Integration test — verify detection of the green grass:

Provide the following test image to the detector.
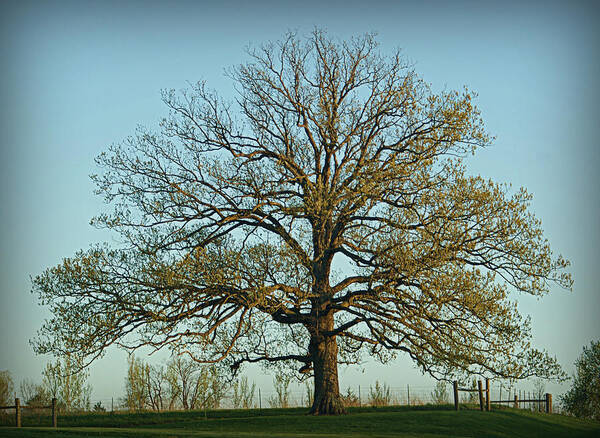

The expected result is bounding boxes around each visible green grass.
[1,405,598,437]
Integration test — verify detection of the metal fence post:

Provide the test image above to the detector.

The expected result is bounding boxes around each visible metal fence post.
[453,381,459,411]
[15,398,21,428]
[52,398,57,427]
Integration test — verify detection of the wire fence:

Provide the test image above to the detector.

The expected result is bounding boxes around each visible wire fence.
[80,383,560,413]
[2,382,561,419]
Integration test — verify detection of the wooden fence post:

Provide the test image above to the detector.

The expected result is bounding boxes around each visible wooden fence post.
[477,380,484,411]
[15,398,21,428]
[545,393,552,414]
[52,398,57,427]
[485,379,490,411]
[514,394,519,409]
[453,381,459,411]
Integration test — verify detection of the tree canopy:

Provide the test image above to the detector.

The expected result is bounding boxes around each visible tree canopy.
[32,30,572,415]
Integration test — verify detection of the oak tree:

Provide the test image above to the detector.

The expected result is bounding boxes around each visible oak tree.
[32,31,571,415]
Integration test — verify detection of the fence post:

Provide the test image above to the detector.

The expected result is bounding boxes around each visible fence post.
[477,380,484,411]
[406,384,410,406]
[15,398,21,428]
[545,393,552,414]
[453,381,459,411]
[485,379,490,411]
[514,394,519,409]
[52,398,57,427]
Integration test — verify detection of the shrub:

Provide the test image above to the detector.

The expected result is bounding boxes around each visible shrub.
[561,340,600,421]
[431,381,449,404]
[368,381,392,407]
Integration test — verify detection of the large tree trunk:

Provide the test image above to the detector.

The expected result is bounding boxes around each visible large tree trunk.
[308,313,346,415]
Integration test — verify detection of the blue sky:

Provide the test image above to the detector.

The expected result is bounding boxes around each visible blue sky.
[1,0,598,403]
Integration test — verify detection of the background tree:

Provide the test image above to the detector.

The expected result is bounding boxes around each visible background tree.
[368,381,392,407]
[533,379,546,412]
[268,374,292,408]
[19,378,50,408]
[32,30,572,415]
[304,381,315,408]
[166,355,226,410]
[145,363,168,412]
[466,378,479,404]
[232,375,256,409]
[0,370,14,407]
[431,380,449,405]
[123,354,149,411]
[42,356,91,412]
[93,401,106,412]
[340,386,358,408]
[561,340,600,421]
[165,355,200,410]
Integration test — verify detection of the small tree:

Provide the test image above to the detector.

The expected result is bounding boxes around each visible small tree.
[164,364,181,410]
[467,378,479,404]
[19,378,50,407]
[207,366,226,409]
[166,355,196,410]
[533,379,546,412]
[166,356,226,410]
[93,401,106,412]
[123,354,149,411]
[232,376,256,409]
[368,381,392,407]
[145,363,170,412]
[0,370,14,406]
[269,374,292,408]
[42,356,91,412]
[304,381,315,408]
[340,386,359,407]
[431,381,449,405]
[561,340,600,421]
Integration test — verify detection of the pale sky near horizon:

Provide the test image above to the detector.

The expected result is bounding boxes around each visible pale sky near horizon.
[1,0,598,404]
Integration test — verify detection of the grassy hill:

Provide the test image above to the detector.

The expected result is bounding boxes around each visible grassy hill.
[1,405,598,437]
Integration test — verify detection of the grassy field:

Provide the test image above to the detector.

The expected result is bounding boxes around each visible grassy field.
[1,405,598,437]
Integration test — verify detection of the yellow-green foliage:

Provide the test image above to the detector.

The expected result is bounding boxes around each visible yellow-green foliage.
[32,31,571,415]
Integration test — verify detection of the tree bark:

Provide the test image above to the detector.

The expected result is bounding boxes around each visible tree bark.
[308,312,346,415]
